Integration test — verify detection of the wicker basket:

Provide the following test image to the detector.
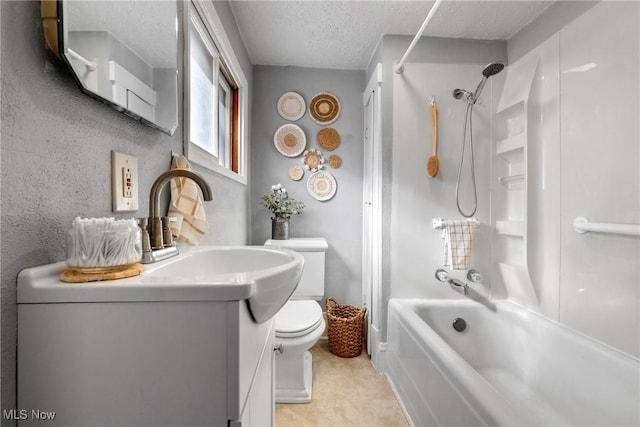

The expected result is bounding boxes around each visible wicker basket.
[325,297,366,358]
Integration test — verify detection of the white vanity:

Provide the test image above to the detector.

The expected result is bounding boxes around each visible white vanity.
[17,246,303,426]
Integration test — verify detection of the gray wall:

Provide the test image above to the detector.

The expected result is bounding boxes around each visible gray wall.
[250,65,365,308]
[0,1,251,419]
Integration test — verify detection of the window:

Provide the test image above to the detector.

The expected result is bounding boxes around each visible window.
[185,1,247,183]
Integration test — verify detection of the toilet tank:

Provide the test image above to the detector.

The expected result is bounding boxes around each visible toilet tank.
[264,238,327,300]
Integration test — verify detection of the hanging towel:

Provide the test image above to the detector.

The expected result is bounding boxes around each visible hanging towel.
[167,154,210,245]
[443,220,475,270]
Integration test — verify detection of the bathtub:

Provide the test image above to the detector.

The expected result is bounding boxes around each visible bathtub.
[386,299,639,427]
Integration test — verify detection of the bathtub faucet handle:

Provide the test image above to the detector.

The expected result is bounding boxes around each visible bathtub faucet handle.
[467,269,482,283]
[435,269,450,282]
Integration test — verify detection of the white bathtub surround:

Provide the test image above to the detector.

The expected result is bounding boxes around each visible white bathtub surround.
[491,46,552,312]
[557,1,639,357]
[387,299,639,427]
[391,63,494,300]
[390,1,639,358]
[494,1,639,355]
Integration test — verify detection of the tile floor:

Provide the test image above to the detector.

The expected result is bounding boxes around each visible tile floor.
[275,340,410,427]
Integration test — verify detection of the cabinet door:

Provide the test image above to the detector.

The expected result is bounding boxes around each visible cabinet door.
[249,329,275,426]
[235,324,275,427]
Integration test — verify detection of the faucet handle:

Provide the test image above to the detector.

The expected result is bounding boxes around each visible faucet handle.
[149,217,164,249]
[137,217,152,262]
[466,269,482,283]
[435,268,450,282]
[161,217,176,247]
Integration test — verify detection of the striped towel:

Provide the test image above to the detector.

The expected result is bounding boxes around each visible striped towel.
[443,220,475,270]
[167,154,210,245]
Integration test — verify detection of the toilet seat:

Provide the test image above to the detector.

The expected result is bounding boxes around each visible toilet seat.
[275,300,323,338]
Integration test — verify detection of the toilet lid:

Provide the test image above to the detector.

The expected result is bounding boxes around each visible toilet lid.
[275,300,323,338]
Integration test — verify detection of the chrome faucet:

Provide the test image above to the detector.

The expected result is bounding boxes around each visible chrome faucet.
[140,168,213,263]
[435,268,470,295]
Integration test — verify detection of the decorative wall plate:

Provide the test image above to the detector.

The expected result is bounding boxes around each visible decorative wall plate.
[317,128,341,151]
[288,166,304,181]
[328,154,342,168]
[307,171,337,201]
[309,92,340,124]
[302,149,324,172]
[274,124,306,157]
[277,92,306,121]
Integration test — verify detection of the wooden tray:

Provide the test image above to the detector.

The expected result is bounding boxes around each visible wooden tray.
[60,263,144,283]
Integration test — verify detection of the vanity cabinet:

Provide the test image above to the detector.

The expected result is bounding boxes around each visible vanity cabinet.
[17,265,275,426]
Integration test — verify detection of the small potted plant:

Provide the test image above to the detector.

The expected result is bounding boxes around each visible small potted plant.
[260,184,305,240]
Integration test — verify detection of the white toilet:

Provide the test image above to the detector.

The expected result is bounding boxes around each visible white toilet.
[264,237,328,403]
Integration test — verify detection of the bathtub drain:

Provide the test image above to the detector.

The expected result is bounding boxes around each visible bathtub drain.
[452,318,467,332]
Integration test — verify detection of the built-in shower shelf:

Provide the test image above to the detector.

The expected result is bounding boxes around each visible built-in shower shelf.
[497,262,526,275]
[496,132,525,162]
[496,99,525,116]
[496,220,524,237]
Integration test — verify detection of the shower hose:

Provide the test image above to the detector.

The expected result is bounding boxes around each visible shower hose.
[456,101,477,218]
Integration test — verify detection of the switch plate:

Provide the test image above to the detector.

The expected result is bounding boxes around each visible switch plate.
[111,151,139,212]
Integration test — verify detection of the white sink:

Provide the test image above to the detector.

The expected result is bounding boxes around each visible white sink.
[144,246,304,322]
[17,246,304,323]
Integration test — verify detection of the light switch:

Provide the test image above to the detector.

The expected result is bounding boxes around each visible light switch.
[111,151,139,212]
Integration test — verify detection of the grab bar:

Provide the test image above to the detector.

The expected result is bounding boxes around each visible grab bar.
[573,216,640,237]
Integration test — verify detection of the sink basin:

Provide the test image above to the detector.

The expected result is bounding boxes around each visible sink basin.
[17,246,304,324]
[143,246,304,322]
[145,246,297,277]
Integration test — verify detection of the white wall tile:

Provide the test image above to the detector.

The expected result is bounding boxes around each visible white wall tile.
[559,1,639,357]
[390,63,494,300]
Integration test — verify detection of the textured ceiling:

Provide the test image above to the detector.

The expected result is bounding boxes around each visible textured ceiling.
[229,1,555,69]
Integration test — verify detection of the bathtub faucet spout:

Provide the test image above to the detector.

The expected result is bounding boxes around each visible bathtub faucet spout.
[435,268,469,295]
[449,278,469,295]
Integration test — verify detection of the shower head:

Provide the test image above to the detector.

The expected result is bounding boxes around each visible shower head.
[470,61,505,104]
[452,61,505,104]
[482,62,505,78]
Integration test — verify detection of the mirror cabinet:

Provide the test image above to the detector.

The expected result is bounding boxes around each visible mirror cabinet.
[42,0,179,135]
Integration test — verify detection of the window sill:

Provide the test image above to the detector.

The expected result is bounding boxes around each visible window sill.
[186,143,247,185]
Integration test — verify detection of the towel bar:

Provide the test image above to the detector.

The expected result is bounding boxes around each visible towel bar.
[432,218,478,230]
